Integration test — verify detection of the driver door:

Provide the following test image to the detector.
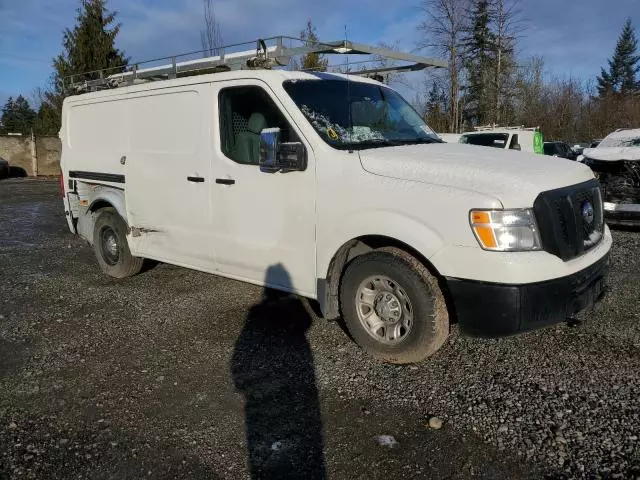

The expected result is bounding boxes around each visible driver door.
[210,81,317,296]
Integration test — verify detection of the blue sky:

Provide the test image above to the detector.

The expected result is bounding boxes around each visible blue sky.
[1,0,639,108]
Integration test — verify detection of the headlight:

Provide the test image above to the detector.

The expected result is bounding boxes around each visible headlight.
[470,209,542,252]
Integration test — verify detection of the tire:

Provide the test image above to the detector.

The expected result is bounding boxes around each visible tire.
[92,208,144,279]
[340,247,449,364]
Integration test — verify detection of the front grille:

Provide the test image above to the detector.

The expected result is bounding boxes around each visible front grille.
[533,179,604,261]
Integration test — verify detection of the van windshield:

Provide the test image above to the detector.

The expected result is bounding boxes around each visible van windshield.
[282,79,441,150]
[599,134,640,148]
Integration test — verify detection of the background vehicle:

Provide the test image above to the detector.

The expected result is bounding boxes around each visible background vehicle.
[572,143,590,157]
[459,126,544,154]
[582,128,640,226]
[59,37,611,364]
[544,141,576,160]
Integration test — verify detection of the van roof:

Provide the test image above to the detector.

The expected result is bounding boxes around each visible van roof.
[62,69,383,104]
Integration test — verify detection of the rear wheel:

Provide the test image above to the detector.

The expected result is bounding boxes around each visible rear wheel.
[93,208,143,278]
[340,247,449,364]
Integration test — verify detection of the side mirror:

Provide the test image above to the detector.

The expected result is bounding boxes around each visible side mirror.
[259,128,306,172]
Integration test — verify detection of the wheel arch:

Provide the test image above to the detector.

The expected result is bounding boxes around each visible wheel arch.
[76,187,128,244]
[318,234,449,321]
[88,187,127,222]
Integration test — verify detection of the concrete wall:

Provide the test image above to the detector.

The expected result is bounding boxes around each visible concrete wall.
[0,134,61,177]
[35,137,62,176]
[0,135,35,176]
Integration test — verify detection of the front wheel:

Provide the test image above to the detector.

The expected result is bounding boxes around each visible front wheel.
[340,247,449,364]
[93,208,144,279]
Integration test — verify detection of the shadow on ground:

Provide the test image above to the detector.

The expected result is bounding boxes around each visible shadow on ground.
[8,166,28,178]
[231,263,326,479]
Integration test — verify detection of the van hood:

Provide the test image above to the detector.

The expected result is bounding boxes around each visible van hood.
[358,143,595,207]
[583,146,640,162]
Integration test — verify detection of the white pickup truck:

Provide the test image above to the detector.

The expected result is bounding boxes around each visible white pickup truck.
[60,59,611,364]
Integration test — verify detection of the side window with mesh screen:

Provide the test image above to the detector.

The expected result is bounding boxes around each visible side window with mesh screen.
[509,134,520,150]
[218,86,298,165]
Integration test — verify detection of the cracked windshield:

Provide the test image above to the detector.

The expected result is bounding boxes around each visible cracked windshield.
[283,78,441,150]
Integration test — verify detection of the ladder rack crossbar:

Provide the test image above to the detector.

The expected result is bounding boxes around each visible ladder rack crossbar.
[473,125,539,132]
[64,36,446,93]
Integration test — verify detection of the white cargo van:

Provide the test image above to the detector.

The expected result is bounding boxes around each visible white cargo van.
[460,126,544,154]
[60,39,611,363]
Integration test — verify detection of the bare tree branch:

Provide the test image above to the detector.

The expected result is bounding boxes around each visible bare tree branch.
[417,0,468,132]
[200,0,223,57]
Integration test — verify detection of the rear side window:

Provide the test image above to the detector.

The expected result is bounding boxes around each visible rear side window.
[460,133,509,148]
[218,86,298,165]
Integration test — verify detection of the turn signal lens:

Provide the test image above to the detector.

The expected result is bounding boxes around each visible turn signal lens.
[471,211,490,224]
[470,209,542,252]
[474,225,497,249]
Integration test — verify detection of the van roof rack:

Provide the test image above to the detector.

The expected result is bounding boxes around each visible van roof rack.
[472,125,539,132]
[64,36,447,93]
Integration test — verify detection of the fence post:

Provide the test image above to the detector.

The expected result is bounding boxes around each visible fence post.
[30,130,38,177]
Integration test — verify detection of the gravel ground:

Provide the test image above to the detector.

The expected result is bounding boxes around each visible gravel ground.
[0,178,639,479]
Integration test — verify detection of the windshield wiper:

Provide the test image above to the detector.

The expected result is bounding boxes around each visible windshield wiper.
[395,137,442,145]
[345,139,403,150]
[340,137,442,151]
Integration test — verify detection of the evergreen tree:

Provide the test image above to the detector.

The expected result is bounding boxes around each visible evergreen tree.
[597,18,640,95]
[1,95,36,134]
[43,0,128,131]
[425,82,449,132]
[462,0,496,125]
[299,20,328,72]
[35,103,60,136]
[0,97,13,132]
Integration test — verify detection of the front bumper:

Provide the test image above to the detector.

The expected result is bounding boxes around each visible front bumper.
[603,202,640,227]
[445,254,610,337]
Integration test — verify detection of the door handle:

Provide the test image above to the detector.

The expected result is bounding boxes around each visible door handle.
[215,178,235,185]
[187,176,205,183]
